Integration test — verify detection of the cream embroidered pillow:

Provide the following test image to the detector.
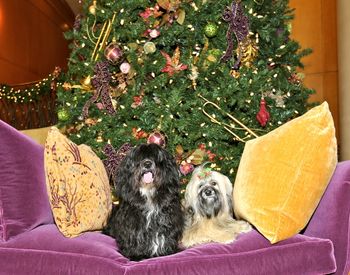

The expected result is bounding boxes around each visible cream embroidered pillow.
[233,102,337,243]
[44,127,112,237]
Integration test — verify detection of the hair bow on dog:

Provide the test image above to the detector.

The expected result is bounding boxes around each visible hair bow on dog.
[197,167,212,180]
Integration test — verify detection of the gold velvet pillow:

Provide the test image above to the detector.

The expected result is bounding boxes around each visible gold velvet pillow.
[44,127,112,237]
[233,102,337,243]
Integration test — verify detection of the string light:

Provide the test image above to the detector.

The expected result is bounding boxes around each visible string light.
[0,74,59,103]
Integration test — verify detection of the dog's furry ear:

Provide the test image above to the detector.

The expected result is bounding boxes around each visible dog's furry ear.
[221,174,234,217]
[157,149,180,194]
[183,206,195,227]
[113,150,135,199]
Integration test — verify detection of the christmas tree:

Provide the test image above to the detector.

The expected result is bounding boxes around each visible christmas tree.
[57,0,313,188]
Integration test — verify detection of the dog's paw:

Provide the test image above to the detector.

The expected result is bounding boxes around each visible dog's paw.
[237,220,253,233]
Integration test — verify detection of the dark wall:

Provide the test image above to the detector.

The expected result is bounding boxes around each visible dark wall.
[0,0,74,84]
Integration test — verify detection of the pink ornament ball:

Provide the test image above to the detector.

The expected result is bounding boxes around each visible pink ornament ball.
[104,43,123,64]
[120,62,131,74]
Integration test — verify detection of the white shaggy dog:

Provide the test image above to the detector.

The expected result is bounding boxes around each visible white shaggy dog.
[181,165,251,248]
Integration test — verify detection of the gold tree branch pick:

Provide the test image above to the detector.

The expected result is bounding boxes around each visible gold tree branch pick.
[91,11,117,61]
[198,94,259,142]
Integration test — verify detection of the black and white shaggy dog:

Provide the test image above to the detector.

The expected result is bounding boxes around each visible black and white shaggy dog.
[181,165,251,248]
[103,143,184,260]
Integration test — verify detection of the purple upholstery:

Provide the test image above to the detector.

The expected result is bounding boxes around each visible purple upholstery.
[0,120,53,241]
[0,224,335,275]
[305,161,350,275]
[0,120,348,274]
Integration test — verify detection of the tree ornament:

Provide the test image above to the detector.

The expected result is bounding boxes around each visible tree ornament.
[204,22,218,38]
[104,42,123,64]
[73,14,82,31]
[256,98,270,127]
[180,162,194,176]
[132,128,148,140]
[199,94,259,142]
[147,131,166,148]
[88,0,97,15]
[221,0,250,70]
[79,75,93,92]
[143,41,157,54]
[239,37,258,67]
[131,95,143,108]
[96,134,104,143]
[288,73,303,85]
[120,62,131,74]
[82,61,115,119]
[57,109,70,121]
[160,47,188,76]
[144,28,161,39]
[230,69,240,78]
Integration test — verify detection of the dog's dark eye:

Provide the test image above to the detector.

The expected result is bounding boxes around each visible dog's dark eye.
[211,181,217,186]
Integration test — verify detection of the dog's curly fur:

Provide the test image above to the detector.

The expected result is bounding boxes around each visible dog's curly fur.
[181,165,251,248]
[103,143,184,260]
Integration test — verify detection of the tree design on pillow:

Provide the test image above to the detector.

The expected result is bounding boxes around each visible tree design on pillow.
[45,127,112,237]
[47,142,89,228]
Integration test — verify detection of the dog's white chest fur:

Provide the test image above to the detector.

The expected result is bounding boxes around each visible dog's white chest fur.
[139,187,166,256]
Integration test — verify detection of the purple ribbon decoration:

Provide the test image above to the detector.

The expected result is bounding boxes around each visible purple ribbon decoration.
[82,61,116,119]
[221,0,250,70]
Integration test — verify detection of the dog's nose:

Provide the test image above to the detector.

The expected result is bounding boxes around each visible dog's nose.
[144,160,153,169]
[204,188,214,197]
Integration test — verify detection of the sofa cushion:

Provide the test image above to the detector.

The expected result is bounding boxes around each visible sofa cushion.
[233,102,337,244]
[44,127,112,237]
[304,160,350,275]
[0,224,336,275]
[0,120,53,241]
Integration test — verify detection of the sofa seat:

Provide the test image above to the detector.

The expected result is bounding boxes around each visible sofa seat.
[0,224,336,275]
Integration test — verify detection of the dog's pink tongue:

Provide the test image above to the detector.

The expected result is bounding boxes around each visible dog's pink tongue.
[143,172,154,184]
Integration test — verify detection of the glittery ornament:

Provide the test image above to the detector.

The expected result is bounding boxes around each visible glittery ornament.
[83,61,115,119]
[104,42,123,64]
[239,38,258,67]
[256,98,270,127]
[57,109,70,121]
[147,131,166,148]
[204,23,218,38]
[221,0,250,69]
[144,41,157,54]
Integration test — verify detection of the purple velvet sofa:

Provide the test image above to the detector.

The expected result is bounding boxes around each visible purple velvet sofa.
[0,119,349,275]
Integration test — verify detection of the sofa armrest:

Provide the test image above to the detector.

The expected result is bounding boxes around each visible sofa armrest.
[304,160,350,274]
